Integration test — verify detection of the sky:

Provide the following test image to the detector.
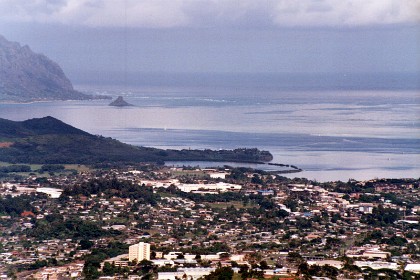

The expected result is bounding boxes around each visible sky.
[0,0,418,84]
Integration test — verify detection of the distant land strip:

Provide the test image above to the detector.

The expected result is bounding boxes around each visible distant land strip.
[0,117,299,169]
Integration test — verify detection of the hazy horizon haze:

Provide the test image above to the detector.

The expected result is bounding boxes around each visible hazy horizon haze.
[0,0,418,86]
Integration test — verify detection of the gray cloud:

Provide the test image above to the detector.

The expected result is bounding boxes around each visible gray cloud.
[0,0,418,28]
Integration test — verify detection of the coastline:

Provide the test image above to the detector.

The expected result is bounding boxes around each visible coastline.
[0,90,418,182]
[164,160,303,174]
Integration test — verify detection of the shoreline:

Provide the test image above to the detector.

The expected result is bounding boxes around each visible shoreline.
[0,95,110,105]
[164,160,303,174]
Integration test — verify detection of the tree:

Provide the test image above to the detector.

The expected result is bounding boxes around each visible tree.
[287,252,303,264]
[80,239,94,250]
[276,209,289,218]
[361,205,400,226]
[341,257,361,279]
[103,262,117,276]
[385,235,408,246]
[363,268,401,279]
[284,198,298,212]
[402,271,418,280]
[319,265,339,279]
[176,253,185,259]
[239,264,248,275]
[138,259,154,274]
[219,252,230,259]
[259,260,269,270]
[83,263,100,280]
[7,268,17,280]
[251,174,263,185]
[297,262,311,280]
[205,267,234,280]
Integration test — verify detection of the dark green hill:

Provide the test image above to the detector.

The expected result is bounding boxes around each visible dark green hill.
[0,116,90,139]
[21,116,90,136]
[0,118,26,137]
[0,116,90,138]
[0,117,273,164]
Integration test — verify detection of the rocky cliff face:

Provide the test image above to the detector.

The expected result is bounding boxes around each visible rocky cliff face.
[0,35,91,101]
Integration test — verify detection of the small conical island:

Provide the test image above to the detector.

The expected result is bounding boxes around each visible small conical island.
[109,96,133,107]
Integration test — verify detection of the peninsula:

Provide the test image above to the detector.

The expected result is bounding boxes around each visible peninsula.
[0,116,273,165]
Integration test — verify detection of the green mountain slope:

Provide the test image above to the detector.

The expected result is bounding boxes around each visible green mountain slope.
[0,116,90,138]
[0,117,273,164]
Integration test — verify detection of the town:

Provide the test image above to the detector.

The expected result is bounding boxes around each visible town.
[0,164,419,279]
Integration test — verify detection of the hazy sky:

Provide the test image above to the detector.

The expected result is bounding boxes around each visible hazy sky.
[0,0,418,83]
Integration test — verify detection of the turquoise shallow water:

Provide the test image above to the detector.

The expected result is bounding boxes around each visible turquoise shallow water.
[0,85,419,182]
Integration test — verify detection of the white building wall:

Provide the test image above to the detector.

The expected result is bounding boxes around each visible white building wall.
[129,242,150,262]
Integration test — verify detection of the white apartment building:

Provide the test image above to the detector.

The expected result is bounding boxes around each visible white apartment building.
[129,242,150,263]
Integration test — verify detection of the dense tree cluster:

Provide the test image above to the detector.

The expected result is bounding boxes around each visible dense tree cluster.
[0,194,35,216]
[63,178,160,205]
[160,185,245,203]
[0,165,31,173]
[360,205,401,226]
[27,214,116,240]
[39,164,65,172]
[298,263,339,279]
[204,267,234,280]
[82,242,134,279]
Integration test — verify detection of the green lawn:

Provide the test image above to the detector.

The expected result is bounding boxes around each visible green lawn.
[0,162,92,178]
[232,273,242,280]
[170,170,209,178]
[158,192,178,198]
[206,201,256,209]
[63,164,92,172]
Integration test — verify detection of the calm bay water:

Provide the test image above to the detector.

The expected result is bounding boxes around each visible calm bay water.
[0,84,419,182]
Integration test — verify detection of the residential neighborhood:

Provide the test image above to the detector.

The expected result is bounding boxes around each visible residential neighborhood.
[0,165,419,279]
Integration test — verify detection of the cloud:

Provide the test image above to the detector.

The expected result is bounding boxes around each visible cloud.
[0,0,418,28]
[270,0,420,26]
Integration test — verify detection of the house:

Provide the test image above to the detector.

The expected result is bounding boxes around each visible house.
[358,203,374,214]
[158,271,184,280]
[354,261,398,270]
[152,259,175,267]
[405,263,420,273]
[257,190,275,196]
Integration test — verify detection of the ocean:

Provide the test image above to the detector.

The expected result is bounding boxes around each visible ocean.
[0,74,419,182]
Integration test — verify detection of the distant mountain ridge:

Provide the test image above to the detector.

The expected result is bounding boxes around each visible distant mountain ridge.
[0,35,102,101]
[0,116,273,164]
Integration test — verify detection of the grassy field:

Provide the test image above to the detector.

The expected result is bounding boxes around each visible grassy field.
[0,162,92,178]
[0,162,42,176]
[1,162,90,170]
[232,274,294,280]
[63,164,92,172]
[206,201,256,209]
[170,169,209,178]
[232,273,242,280]
[157,192,177,198]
